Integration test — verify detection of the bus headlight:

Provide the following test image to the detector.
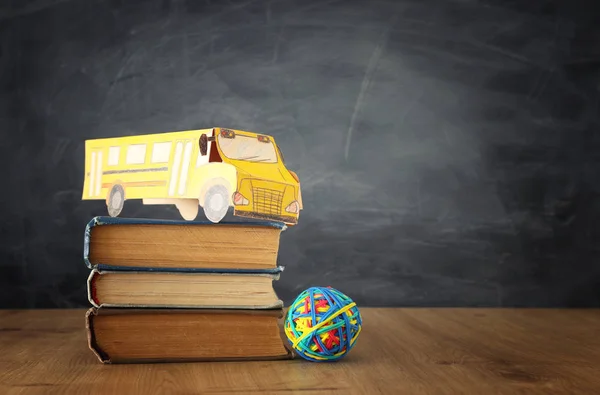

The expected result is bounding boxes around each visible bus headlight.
[285,201,300,214]
[233,192,249,206]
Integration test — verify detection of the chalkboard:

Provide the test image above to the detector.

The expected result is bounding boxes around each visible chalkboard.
[1,0,598,308]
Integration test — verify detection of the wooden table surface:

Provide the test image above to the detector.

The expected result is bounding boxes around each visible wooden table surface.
[1,308,599,394]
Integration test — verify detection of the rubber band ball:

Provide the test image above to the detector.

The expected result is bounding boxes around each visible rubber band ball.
[284,286,362,362]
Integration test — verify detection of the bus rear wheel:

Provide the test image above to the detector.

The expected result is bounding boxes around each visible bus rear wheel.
[203,184,229,223]
[107,184,125,217]
[176,199,199,221]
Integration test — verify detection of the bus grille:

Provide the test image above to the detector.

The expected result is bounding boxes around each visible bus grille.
[253,188,283,215]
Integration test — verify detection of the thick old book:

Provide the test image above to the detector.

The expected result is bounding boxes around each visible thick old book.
[87,269,283,309]
[83,216,286,273]
[86,308,294,363]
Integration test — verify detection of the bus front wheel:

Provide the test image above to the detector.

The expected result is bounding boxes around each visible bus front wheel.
[203,184,229,223]
[107,184,125,217]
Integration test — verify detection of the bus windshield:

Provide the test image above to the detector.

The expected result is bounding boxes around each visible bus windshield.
[217,135,278,163]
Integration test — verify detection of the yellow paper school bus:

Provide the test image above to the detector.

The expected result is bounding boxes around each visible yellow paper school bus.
[82,127,302,225]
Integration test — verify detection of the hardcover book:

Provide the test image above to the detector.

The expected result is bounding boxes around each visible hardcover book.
[86,308,295,363]
[87,269,284,309]
[84,216,286,273]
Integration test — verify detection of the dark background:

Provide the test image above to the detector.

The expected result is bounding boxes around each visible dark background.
[1,0,599,308]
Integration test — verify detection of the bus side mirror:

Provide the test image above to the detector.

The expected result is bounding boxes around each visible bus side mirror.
[199,134,208,156]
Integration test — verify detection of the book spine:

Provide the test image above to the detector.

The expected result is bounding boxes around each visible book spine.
[86,270,100,308]
[82,217,99,269]
[85,308,110,364]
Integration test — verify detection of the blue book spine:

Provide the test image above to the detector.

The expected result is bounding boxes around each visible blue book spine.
[83,216,286,274]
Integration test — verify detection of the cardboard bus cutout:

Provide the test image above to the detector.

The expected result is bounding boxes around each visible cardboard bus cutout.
[82,127,302,225]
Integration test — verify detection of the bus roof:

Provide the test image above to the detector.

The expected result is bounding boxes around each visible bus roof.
[85,127,270,145]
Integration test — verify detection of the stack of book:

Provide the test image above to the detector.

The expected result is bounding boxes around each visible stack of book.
[84,216,293,363]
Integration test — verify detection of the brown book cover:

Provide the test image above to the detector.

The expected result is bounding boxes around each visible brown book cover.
[85,307,295,364]
[87,269,284,309]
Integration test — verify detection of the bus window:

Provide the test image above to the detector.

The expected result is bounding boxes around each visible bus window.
[126,144,146,164]
[151,142,171,163]
[108,146,120,166]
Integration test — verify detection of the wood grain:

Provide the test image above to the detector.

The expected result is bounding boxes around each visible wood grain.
[1,308,599,394]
